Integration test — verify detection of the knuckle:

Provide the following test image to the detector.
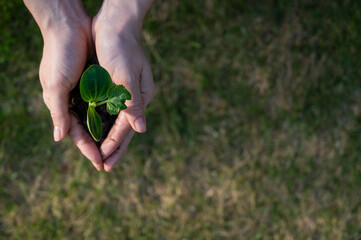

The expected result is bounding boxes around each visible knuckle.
[112,64,134,85]
[39,69,72,92]
[45,80,67,91]
[127,99,144,112]
[42,91,51,107]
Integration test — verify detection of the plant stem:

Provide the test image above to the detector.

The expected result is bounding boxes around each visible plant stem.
[95,99,109,106]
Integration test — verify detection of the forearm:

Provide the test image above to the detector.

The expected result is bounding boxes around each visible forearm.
[94,0,154,39]
[24,0,89,34]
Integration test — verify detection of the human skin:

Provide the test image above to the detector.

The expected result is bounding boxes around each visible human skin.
[93,0,156,172]
[24,0,155,171]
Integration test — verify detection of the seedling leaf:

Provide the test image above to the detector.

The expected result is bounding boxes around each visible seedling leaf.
[78,65,132,142]
[87,106,102,141]
[107,98,127,115]
[107,84,131,100]
[106,84,131,115]
[80,65,112,102]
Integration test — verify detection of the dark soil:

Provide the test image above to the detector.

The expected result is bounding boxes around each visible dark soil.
[69,61,117,145]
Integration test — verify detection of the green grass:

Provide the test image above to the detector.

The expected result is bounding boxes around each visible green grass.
[1,0,361,239]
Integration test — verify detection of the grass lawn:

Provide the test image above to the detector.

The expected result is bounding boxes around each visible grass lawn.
[1,1,361,239]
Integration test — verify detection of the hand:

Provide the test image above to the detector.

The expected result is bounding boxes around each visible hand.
[92,0,156,172]
[41,21,104,171]
[24,0,104,170]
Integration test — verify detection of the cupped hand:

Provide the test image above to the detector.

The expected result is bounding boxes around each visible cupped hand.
[39,19,103,171]
[92,12,156,172]
[26,0,154,171]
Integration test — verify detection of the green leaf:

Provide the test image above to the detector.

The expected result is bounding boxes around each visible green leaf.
[107,98,127,115]
[106,84,131,115]
[80,65,112,102]
[107,84,131,100]
[87,106,102,141]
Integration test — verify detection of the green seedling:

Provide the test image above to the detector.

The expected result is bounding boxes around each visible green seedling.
[80,65,131,141]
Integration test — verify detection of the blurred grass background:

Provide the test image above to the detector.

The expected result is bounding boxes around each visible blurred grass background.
[1,0,361,239]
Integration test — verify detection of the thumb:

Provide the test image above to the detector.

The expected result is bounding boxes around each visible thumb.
[126,62,156,133]
[124,88,147,133]
[110,66,147,133]
[43,91,71,142]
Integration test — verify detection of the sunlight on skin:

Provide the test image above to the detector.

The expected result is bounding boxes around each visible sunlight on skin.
[68,114,103,171]
[24,0,155,171]
[93,0,156,171]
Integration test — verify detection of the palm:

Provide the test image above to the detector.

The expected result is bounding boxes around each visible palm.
[40,30,90,94]
[92,19,156,171]
[39,25,104,171]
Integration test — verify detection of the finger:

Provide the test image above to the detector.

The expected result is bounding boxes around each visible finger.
[99,111,131,159]
[125,91,147,133]
[111,65,147,133]
[43,90,71,142]
[103,130,135,172]
[68,114,103,171]
[140,62,157,107]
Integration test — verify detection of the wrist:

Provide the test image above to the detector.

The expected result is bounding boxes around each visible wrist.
[24,0,90,37]
[94,0,153,40]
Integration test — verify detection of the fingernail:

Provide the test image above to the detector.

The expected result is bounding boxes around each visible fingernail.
[134,117,146,132]
[54,126,61,141]
[96,164,103,171]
